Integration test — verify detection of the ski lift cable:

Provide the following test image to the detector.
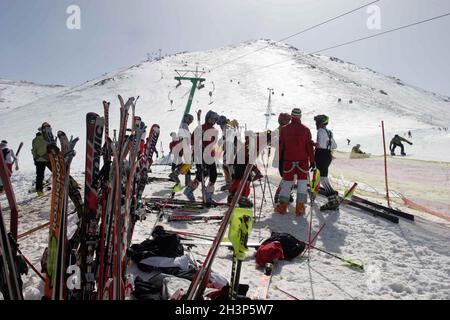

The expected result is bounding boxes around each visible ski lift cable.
[229,12,450,78]
[209,0,381,72]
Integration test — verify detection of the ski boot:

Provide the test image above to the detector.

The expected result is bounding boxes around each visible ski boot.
[37,190,45,197]
[205,192,215,208]
[295,202,305,216]
[320,193,340,211]
[401,152,406,156]
[390,151,395,156]
[274,202,288,215]
[220,183,231,192]
[169,171,181,184]
[183,182,197,202]
[238,196,253,208]
[205,183,216,207]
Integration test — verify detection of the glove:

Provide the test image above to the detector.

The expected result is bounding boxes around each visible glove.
[15,165,19,171]
[410,142,413,145]
[309,162,316,171]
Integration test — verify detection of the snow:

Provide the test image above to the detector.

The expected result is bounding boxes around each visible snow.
[1,40,449,300]
[0,79,65,114]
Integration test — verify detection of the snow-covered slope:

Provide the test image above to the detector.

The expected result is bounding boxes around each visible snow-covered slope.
[0,79,65,114]
[1,40,449,301]
[0,40,449,171]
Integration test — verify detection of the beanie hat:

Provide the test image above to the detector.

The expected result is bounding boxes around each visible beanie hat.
[291,108,302,118]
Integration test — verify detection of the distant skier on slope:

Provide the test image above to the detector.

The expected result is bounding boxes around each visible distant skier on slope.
[184,111,219,206]
[390,134,413,156]
[0,140,19,193]
[275,108,314,216]
[314,115,340,211]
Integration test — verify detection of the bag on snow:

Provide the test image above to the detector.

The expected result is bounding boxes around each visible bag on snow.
[255,241,284,266]
[261,232,306,260]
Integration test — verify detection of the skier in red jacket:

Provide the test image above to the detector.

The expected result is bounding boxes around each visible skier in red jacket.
[275,108,315,216]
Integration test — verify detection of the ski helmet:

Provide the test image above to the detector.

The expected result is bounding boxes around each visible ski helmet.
[278,113,291,126]
[217,115,228,126]
[205,110,219,123]
[170,132,177,138]
[183,113,194,125]
[314,114,329,126]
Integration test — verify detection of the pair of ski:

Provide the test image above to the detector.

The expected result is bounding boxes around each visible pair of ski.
[144,197,229,207]
[96,96,160,300]
[44,131,79,300]
[328,189,414,223]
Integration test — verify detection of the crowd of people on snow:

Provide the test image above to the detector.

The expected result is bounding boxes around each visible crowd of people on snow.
[1,108,417,216]
[165,107,340,214]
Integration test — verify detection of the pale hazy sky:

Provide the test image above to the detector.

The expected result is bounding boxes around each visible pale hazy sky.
[1,0,449,96]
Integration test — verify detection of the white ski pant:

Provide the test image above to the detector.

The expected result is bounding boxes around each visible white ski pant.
[279,179,308,204]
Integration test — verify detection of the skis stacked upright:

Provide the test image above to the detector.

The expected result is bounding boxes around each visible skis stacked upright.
[0,150,19,240]
[43,129,80,301]
[136,124,160,203]
[0,204,23,300]
[98,95,137,300]
[79,113,104,300]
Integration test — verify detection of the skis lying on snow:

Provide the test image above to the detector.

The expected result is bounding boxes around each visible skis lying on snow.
[181,240,261,248]
[319,187,400,224]
[144,197,229,207]
[167,214,223,222]
[351,195,414,221]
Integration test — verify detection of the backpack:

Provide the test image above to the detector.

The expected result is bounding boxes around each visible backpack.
[128,227,184,262]
[255,241,284,266]
[261,232,306,260]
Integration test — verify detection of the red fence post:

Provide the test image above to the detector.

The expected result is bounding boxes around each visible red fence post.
[381,121,391,208]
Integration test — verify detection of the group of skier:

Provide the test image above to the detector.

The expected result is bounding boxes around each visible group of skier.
[2,110,415,215]
[166,106,340,215]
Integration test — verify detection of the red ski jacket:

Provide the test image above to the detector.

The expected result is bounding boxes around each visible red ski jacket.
[279,118,314,163]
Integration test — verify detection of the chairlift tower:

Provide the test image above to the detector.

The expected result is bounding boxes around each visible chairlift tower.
[265,88,276,129]
[174,64,206,127]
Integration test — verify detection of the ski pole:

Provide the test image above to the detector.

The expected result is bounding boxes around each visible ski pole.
[273,285,300,300]
[17,222,50,239]
[300,242,364,270]
[17,248,45,282]
[8,233,46,281]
